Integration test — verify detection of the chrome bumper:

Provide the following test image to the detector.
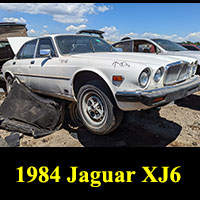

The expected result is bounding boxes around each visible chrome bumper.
[115,75,200,106]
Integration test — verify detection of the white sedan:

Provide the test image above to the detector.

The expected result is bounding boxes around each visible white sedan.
[2,34,200,135]
[113,38,200,74]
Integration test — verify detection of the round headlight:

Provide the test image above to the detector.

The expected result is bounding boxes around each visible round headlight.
[138,68,151,88]
[154,67,164,83]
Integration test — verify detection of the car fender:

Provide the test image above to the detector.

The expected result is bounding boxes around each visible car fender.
[71,68,117,99]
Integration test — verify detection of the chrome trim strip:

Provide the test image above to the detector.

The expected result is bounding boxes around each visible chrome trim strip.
[165,61,186,69]
[32,88,74,101]
[14,73,70,80]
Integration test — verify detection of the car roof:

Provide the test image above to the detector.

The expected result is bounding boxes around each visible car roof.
[0,22,26,27]
[113,38,175,45]
[113,38,156,44]
[31,33,103,40]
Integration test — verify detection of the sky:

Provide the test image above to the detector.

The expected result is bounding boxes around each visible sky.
[1,3,200,42]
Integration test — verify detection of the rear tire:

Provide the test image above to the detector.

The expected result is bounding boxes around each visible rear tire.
[77,80,123,135]
[6,75,14,93]
[68,102,83,127]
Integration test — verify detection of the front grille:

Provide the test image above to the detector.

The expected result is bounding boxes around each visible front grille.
[164,61,191,86]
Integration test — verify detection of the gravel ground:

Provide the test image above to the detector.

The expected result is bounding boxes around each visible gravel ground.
[0,91,200,147]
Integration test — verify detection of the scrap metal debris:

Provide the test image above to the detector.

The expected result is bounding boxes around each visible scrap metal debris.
[0,81,65,140]
[5,132,23,147]
[0,132,23,147]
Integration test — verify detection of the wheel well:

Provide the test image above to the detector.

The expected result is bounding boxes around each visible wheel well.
[197,64,200,75]
[5,72,13,80]
[73,71,113,98]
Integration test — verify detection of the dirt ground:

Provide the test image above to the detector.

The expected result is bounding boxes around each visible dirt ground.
[0,90,200,147]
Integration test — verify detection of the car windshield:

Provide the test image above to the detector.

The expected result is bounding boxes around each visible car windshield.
[55,35,116,54]
[152,39,188,51]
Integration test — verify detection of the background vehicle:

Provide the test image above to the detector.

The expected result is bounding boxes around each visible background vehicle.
[113,38,200,74]
[178,43,200,51]
[0,22,27,89]
[76,29,105,39]
[0,22,27,68]
[2,34,200,135]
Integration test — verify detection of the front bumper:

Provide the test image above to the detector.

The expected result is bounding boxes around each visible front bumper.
[115,75,200,106]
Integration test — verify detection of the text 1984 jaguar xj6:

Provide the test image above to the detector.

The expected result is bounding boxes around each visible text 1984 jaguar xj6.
[2,34,200,135]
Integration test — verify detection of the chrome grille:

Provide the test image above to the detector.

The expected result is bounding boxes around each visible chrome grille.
[164,61,191,86]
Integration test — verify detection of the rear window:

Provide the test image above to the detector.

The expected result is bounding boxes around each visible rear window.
[17,39,37,59]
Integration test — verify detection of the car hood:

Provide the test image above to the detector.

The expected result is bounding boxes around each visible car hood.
[166,50,200,62]
[70,52,193,67]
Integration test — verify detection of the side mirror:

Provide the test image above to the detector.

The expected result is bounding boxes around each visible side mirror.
[40,49,51,57]
[156,48,161,54]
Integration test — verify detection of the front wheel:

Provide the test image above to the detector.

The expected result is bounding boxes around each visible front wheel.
[77,80,123,135]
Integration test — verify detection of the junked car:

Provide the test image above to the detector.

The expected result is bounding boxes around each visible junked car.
[178,43,200,51]
[0,22,27,70]
[0,22,28,89]
[113,38,200,74]
[2,34,200,135]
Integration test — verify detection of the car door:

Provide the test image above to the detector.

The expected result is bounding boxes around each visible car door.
[14,39,38,87]
[29,37,67,95]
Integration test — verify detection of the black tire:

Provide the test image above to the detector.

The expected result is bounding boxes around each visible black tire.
[77,80,123,135]
[68,102,83,128]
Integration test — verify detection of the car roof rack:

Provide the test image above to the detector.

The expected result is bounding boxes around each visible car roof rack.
[76,29,105,39]
[121,37,131,41]
[0,22,26,27]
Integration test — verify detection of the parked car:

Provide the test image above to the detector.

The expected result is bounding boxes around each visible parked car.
[2,34,200,135]
[0,22,27,89]
[113,38,200,74]
[0,22,27,69]
[178,43,200,51]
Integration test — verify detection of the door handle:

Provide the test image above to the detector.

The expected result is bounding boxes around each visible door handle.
[13,61,16,65]
[30,60,35,65]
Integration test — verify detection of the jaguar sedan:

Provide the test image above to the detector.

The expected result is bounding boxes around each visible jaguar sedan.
[2,34,200,135]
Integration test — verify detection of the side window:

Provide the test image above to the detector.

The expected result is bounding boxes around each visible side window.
[36,38,56,58]
[114,41,132,52]
[17,40,37,59]
[134,40,157,53]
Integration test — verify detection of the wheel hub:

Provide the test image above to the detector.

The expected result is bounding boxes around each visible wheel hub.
[86,96,104,121]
